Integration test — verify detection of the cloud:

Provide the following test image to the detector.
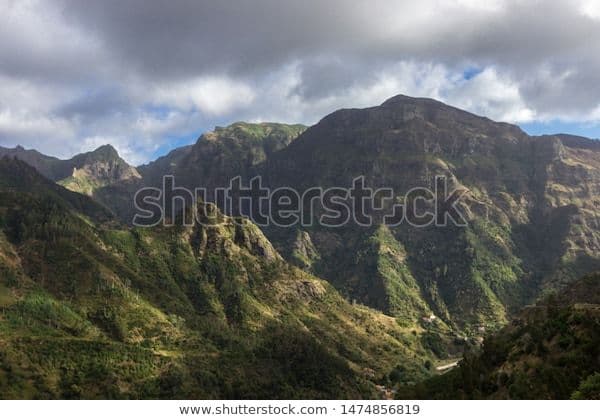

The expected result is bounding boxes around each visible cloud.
[580,0,600,19]
[151,77,256,115]
[1,0,600,163]
[441,67,536,123]
[0,109,75,141]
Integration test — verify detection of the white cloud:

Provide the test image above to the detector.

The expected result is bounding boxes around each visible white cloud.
[0,109,74,142]
[151,77,256,115]
[1,0,600,163]
[225,62,536,126]
[579,0,600,19]
[442,67,536,122]
[453,0,505,12]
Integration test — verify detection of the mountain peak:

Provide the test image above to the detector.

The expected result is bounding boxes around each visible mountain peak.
[58,144,141,196]
[203,121,307,143]
[380,94,525,133]
[311,93,525,142]
[94,143,118,153]
[380,93,444,107]
[380,93,492,121]
[87,144,121,161]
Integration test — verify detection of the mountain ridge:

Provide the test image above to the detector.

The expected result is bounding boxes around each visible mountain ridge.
[3,94,600,399]
[0,158,445,398]
[3,96,600,332]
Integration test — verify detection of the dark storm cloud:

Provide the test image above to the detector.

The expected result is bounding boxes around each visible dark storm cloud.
[55,0,600,111]
[1,0,600,163]
[58,0,369,79]
[57,87,133,120]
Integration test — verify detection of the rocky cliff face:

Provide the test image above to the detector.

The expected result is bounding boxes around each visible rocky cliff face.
[106,96,600,331]
[244,96,600,329]
[139,122,306,194]
[58,145,141,195]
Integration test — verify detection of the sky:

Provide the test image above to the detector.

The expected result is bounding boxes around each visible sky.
[1,0,600,165]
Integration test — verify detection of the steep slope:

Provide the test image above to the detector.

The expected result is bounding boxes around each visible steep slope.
[0,157,114,225]
[110,95,600,333]
[140,122,306,195]
[6,96,600,336]
[0,144,141,191]
[0,144,142,222]
[58,144,141,196]
[2,123,306,224]
[255,95,600,329]
[0,159,442,399]
[398,272,600,399]
[0,145,71,180]
[137,144,193,186]
[57,145,143,224]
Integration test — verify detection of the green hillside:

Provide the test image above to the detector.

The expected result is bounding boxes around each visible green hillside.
[0,157,442,399]
[396,273,600,399]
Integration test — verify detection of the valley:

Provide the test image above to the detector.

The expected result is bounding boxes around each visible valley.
[1,95,600,399]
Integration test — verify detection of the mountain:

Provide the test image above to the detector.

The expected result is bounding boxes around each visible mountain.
[137,144,193,186]
[57,144,141,196]
[397,272,600,399]
[0,145,71,180]
[0,144,143,222]
[5,98,600,337]
[1,122,307,224]
[255,95,600,330]
[0,158,445,398]
[57,145,143,224]
[0,144,141,191]
[139,122,307,194]
[138,96,600,332]
[3,95,600,399]
[0,157,115,225]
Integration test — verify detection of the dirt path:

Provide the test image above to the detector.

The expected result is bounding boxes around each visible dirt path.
[436,360,460,371]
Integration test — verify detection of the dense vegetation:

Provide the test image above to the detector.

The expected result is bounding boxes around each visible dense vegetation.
[396,273,600,399]
[3,95,600,399]
[0,157,441,398]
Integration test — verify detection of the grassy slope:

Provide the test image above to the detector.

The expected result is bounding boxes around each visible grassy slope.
[0,159,441,399]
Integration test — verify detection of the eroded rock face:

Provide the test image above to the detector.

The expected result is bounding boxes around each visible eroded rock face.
[59,145,142,195]
[257,95,600,328]
[289,230,320,271]
[131,96,600,329]
[189,203,282,263]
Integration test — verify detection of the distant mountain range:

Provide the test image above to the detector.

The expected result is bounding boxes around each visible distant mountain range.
[2,95,600,398]
[0,143,140,187]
